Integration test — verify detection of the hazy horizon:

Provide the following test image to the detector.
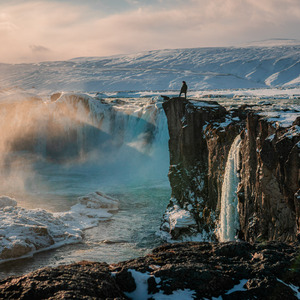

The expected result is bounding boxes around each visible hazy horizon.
[1,0,300,64]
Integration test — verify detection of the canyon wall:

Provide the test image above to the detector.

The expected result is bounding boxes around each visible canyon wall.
[161,97,299,242]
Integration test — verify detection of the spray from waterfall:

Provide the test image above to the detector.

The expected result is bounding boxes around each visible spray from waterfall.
[0,92,169,207]
[218,134,242,242]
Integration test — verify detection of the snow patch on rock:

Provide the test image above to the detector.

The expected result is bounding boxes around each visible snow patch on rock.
[0,193,118,263]
[125,269,196,300]
[166,203,197,232]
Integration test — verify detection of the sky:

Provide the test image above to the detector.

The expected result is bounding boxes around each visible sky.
[0,0,300,63]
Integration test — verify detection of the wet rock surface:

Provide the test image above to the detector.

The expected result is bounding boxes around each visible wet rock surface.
[1,242,299,299]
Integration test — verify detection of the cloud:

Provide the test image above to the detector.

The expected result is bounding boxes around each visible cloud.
[0,0,299,63]
[0,21,18,33]
[30,45,51,53]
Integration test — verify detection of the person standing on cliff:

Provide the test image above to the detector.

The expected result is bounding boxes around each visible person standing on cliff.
[179,81,188,98]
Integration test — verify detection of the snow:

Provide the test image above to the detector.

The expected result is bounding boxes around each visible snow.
[204,279,249,300]
[0,193,118,264]
[277,278,300,298]
[280,125,300,140]
[182,230,214,242]
[161,200,215,242]
[204,277,300,299]
[124,269,150,300]
[97,87,300,101]
[258,111,299,128]
[266,133,276,141]
[189,100,219,108]
[0,199,82,263]
[124,269,196,300]
[0,196,17,208]
[0,89,42,104]
[0,45,299,94]
[124,271,249,300]
[165,203,196,231]
[193,87,300,99]
[225,279,248,294]
[214,117,233,131]
[57,192,119,230]
[125,269,251,300]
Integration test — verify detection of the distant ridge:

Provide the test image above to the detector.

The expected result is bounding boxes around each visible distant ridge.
[240,38,300,47]
[0,43,299,92]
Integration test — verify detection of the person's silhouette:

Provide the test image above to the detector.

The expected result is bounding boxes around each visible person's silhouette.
[179,81,187,98]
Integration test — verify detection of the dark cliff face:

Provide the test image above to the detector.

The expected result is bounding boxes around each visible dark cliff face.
[238,114,300,242]
[162,97,299,242]
[161,97,231,240]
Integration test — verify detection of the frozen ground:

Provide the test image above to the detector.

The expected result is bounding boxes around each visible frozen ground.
[0,43,299,94]
[0,193,118,264]
[124,270,300,300]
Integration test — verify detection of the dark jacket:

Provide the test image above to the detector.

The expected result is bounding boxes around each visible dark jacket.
[180,82,187,93]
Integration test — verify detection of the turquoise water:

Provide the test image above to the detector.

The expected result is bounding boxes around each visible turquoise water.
[0,96,171,279]
[0,158,170,278]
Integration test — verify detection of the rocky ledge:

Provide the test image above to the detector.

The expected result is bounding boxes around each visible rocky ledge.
[1,241,300,299]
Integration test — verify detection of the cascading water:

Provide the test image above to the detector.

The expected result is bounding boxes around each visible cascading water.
[218,134,242,242]
[0,93,169,171]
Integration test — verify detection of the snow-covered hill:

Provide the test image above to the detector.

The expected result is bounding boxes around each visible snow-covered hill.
[0,43,299,93]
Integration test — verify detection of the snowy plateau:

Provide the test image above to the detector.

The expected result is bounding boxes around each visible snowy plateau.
[0,40,299,93]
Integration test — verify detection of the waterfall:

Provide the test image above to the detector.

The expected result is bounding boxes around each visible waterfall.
[0,94,168,160]
[0,93,170,186]
[0,92,170,200]
[218,134,242,242]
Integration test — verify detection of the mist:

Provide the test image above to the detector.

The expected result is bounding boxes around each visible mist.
[0,91,169,210]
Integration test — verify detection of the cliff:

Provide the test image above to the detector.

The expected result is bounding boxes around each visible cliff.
[1,241,300,299]
[161,97,299,242]
[238,113,300,242]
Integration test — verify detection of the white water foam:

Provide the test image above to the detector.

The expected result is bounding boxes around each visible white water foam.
[218,135,242,242]
[0,192,118,264]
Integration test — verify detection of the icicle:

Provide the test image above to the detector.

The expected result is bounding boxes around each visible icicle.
[218,134,242,242]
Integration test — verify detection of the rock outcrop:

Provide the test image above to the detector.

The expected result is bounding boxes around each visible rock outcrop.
[161,97,243,240]
[1,241,299,299]
[0,193,118,264]
[238,114,300,242]
[0,261,125,299]
[161,97,299,242]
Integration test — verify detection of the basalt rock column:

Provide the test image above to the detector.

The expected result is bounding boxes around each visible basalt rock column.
[238,114,300,242]
[161,97,228,240]
[161,97,299,242]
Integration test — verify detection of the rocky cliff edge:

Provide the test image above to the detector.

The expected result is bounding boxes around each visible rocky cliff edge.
[161,97,300,243]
